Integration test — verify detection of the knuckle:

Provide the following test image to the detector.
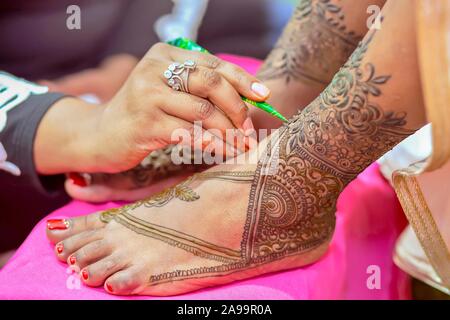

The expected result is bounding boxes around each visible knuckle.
[203,56,222,69]
[140,57,158,70]
[233,68,247,86]
[193,100,214,120]
[149,42,168,53]
[104,256,120,272]
[77,248,87,260]
[149,109,164,123]
[231,101,248,118]
[201,69,221,89]
[91,239,105,250]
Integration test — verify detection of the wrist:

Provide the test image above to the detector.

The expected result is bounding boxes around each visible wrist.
[35,97,106,174]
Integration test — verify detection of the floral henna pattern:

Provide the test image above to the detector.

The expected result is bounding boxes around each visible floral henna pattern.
[99,33,416,286]
[258,0,361,85]
[287,33,414,177]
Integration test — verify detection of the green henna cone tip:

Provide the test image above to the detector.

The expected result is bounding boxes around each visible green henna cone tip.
[167,37,288,123]
[166,37,210,53]
[241,97,288,123]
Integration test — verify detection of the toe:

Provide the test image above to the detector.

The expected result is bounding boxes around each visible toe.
[81,254,128,287]
[55,229,104,262]
[104,266,145,295]
[65,179,116,203]
[68,239,111,269]
[46,211,105,244]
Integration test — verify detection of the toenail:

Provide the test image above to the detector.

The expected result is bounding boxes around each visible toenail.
[68,172,89,187]
[81,269,89,280]
[47,219,69,230]
[106,283,113,293]
[56,243,64,254]
[69,255,76,265]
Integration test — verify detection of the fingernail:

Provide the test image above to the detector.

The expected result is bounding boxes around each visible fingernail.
[47,219,69,230]
[106,283,114,293]
[69,255,76,265]
[56,243,64,254]
[242,117,255,137]
[68,172,88,187]
[81,269,89,280]
[251,82,270,99]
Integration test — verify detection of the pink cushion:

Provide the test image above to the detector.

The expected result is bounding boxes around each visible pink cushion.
[0,55,410,299]
[0,163,410,299]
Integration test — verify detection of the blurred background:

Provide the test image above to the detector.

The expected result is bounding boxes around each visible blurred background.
[0,0,296,80]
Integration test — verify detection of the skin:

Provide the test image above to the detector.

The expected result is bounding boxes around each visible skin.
[47,0,427,296]
[65,0,389,203]
[34,43,268,175]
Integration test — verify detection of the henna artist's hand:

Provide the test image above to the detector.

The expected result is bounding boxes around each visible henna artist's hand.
[34,43,269,175]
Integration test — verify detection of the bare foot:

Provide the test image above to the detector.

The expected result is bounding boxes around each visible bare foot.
[47,129,337,296]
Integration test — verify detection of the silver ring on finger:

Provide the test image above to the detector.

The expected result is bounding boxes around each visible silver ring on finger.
[164,60,196,93]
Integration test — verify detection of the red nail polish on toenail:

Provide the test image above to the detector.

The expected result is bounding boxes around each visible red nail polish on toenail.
[56,243,64,254]
[106,283,113,293]
[69,255,76,265]
[47,219,69,230]
[69,173,88,187]
[81,269,89,280]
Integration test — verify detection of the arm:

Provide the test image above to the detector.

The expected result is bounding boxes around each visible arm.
[253,0,387,129]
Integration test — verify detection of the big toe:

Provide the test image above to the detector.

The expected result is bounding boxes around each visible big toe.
[46,211,105,244]
[104,266,148,295]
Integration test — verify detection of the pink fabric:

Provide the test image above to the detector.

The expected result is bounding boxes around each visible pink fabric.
[0,55,410,299]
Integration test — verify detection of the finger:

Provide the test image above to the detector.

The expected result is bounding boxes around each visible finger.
[158,88,235,134]
[166,46,271,101]
[181,66,251,131]
[158,114,240,159]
